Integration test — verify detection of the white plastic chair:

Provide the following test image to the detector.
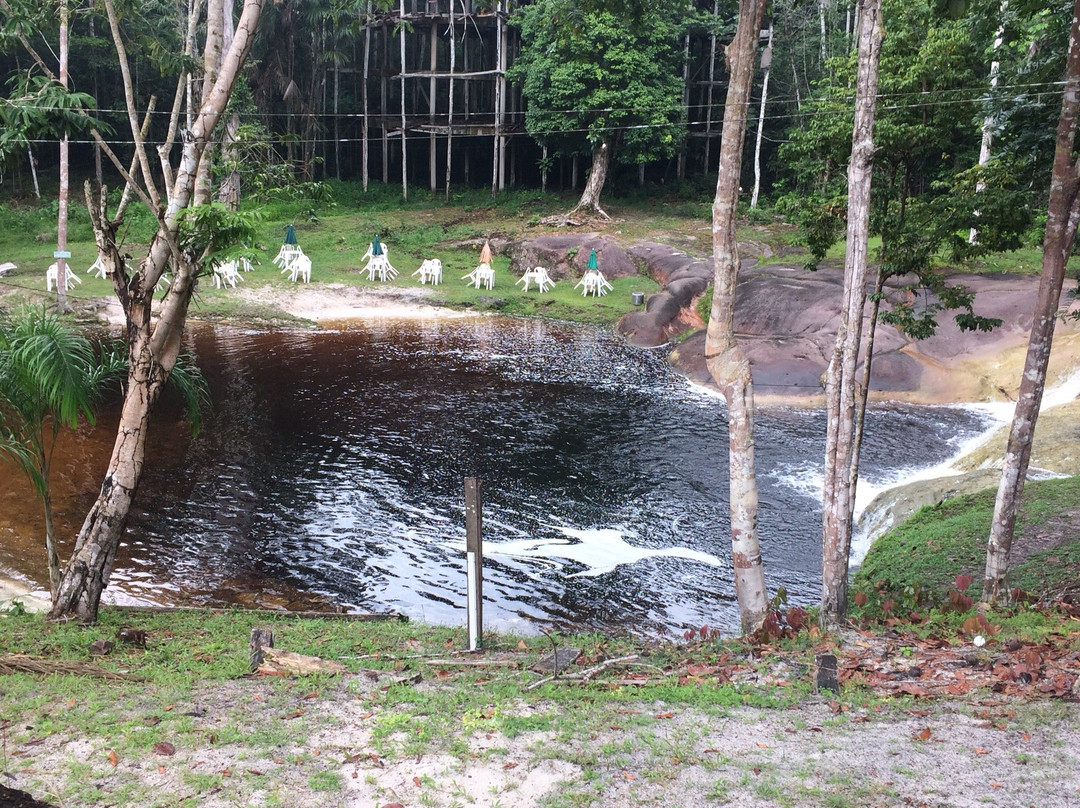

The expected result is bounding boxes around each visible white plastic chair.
[287,254,312,283]
[46,263,82,292]
[413,258,443,285]
[517,266,556,293]
[212,260,244,289]
[575,269,612,297]
[0,261,15,277]
[462,263,495,290]
[87,256,108,278]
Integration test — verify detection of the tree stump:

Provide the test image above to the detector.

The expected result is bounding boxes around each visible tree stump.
[249,628,274,672]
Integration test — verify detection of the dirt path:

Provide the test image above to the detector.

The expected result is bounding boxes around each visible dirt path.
[5,674,1078,808]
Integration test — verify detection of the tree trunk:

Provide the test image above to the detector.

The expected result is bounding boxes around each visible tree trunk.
[573,139,611,218]
[983,0,1080,604]
[750,24,773,209]
[49,0,266,624]
[194,0,224,206]
[704,0,769,636]
[821,0,883,628]
[217,0,241,210]
[969,1,1007,245]
[56,0,70,312]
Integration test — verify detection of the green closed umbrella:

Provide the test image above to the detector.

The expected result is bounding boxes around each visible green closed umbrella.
[372,235,384,256]
[284,224,298,245]
[587,248,599,270]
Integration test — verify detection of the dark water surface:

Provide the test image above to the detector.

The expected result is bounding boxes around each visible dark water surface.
[1,318,992,635]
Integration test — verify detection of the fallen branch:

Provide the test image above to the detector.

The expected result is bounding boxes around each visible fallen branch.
[526,654,639,691]
[0,654,144,681]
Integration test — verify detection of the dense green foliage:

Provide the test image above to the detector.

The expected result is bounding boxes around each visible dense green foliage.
[509,0,689,169]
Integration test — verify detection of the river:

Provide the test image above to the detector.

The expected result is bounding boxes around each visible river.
[0,317,994,636]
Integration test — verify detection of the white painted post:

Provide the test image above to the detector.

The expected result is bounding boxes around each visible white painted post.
[465,477,483,651]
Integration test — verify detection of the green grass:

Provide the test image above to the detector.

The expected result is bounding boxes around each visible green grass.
[854,475,1080,608]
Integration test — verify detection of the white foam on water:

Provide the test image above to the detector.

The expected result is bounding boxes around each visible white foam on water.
[480,525,725,578]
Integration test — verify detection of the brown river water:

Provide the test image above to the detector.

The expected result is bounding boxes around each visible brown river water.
[0,318,992,636]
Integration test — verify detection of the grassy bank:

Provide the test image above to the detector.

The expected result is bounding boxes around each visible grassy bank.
[854,475,1080,615]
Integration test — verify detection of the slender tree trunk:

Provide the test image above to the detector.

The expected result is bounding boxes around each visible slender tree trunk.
[705,0,769,636]
[49,0,266,624]
[445,0,455,200]
[362,2,371,192]
[27,146,40,199]
[194,0,224,205]
[400,0,408,200]
[983,0,1080,604]
[970,1,1007,244]
[38,440,60,598]
[821,0,883,628]
[57,0,70,312]
[217,0,241,209]
[848,266,885,500]
[751,24,773,209]
[573,139,611,218]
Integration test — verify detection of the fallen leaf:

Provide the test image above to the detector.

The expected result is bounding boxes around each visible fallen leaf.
[157,765,166,775]
[991,783,1003,789]
[974,748,989,755]
[654,712,674,719]
[304,691,320,700]
[916,728,931,742]
[413,776,422,787]
[281,710,305,720]
[756,743,772,749]
[502,762,518,770]
[152,742,176,756]
[622,773,636,780]
[108,750,119,767]
[518,640,528,650]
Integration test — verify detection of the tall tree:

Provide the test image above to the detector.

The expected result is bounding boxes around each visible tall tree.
[46,0,266,623]
[820,0,884,627]
[705,0,770,635]
[983,0,1080,603]
[510,0,687,217]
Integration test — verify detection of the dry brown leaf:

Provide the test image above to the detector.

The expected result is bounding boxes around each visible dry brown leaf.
[108,750,119,767]
[152,741,176,756]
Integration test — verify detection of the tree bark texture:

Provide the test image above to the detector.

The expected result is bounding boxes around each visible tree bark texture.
[983,0,1080,604]
[821,0,883,628]
[49,0,266,623]
[574,139,611,218]
[704,0,769,636]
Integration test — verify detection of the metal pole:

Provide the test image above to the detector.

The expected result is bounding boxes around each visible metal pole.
[465,476,483,651]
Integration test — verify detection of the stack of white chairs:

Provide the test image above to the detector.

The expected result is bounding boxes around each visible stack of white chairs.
[363,241,397,282]
[273,243,303,270]
[575,269,613,297]
[212,260,245,289]
[277,248,310,283]
[285,253,312,283]
[46,263,82,292]
[0,261,15,277]
[462,263,495,290]
[517,266,556,293]
[413,258,443,285]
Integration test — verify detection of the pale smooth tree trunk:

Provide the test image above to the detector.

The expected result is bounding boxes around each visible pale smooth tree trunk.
[983,0,1080,604]
[821,0,883,628]
[195,0,224,206]
[573,139,611,219]
[217,0,242,209]
[750,24,773,209]
[970,1,1007,245]
[56,0,70,312]
[704,0,769,635]
[49,0,266,623]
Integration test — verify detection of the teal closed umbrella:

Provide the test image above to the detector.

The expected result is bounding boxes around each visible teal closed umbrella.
[372,234,383,256]
[284,224,298,245]
[587,249,599,270]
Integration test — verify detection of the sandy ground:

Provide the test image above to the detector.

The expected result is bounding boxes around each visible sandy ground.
[3,671,1078,808]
